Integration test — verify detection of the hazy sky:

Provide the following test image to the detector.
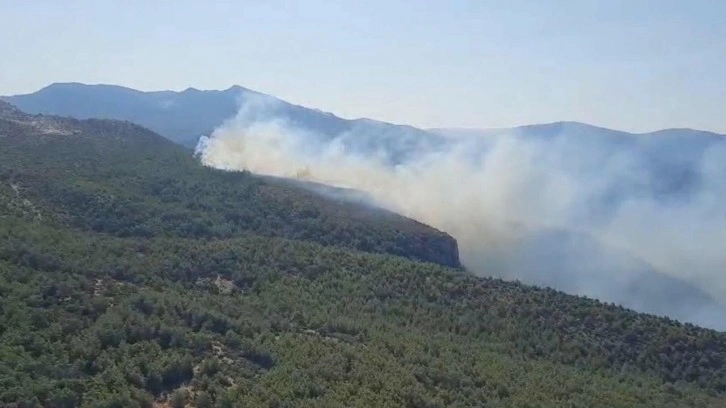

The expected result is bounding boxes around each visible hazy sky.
[1,0,724,132]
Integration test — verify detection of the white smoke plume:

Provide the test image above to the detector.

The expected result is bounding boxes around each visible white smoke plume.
[196,94,726,330]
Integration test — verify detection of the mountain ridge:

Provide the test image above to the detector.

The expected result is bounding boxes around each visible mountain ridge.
[3,83,441,150]
[430,121,726,138]
[7,84,725,144]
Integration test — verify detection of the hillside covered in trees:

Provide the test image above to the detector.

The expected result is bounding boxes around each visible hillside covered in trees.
[1,102,726,407]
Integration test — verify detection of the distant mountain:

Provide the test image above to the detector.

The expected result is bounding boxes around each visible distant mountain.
[7,84,723,158]
[432,121,725,210]
[3,83,447,158]
[431,121,725,138]
[431,121,724,159]
[2,83,245,147]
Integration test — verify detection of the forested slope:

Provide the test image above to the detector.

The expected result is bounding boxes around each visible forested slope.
[0,101,459,268]
[1,102,726,407]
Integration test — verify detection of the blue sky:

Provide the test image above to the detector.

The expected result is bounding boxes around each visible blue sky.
[1,0,724,132]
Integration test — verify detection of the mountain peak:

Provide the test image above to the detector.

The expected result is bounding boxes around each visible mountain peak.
[517,121,609,133]
[225,85,245,92]
[41,82,86,90]
[32,82,147,99]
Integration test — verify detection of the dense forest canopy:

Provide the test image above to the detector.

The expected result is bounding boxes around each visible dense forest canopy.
[1,103,725,407]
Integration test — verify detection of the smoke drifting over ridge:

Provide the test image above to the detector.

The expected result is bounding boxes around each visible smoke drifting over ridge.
[196,95,726,330]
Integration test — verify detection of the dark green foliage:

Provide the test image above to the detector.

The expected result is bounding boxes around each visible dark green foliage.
[0,108,725,407]
[0,111,459,268]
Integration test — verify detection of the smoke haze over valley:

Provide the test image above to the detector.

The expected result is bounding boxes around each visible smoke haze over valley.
[6,83,726,330]
[196,93,726,330]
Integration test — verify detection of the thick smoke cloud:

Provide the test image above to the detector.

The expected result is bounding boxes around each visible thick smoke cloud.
[196,94,726,330]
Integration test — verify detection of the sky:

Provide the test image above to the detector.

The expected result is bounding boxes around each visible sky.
[1,0,724,133]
